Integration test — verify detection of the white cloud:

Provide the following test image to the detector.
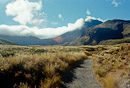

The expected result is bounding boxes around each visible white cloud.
[58,14,62,19]
[112,0,120,7]
[1,4,104,40]
[85,16,104,22]
[86,9,91,15]
[5,0,46,25]
[58,14,64,21]
[0,18,85,39]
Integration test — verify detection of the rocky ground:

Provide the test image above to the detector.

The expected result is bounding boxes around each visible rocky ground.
[64,59,103,88]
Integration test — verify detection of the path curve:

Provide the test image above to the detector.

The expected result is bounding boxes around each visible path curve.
[64,59,103,88]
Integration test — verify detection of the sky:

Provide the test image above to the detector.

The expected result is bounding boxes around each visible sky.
[0,0,130,39]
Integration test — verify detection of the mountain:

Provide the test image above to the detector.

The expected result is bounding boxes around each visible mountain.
[0,35,58,45]
[99,37,130,45]
[0,38,18,45]
[69,19,130,45]
[0,19,130,45]
[0,19,102,45]
[53,20,103,45]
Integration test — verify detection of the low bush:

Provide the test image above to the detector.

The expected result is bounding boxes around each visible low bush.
[0,45,88,88]
[0,50,15,57]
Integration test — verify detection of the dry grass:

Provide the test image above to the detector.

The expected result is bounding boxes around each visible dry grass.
[0,45,88,88]
[81,43,130,88]
[0,44,129,88]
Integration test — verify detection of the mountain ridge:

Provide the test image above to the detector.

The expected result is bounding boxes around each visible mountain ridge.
[0,19,103,45]
[0,19,130,45]
[0,38,18,45]
[68,19,130,45]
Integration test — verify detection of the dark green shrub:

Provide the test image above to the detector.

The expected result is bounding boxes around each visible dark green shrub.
[34,49,46,53]
[0,51,15,57]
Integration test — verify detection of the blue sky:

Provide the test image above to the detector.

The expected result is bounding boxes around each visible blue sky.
[43,0,130,27]
[0,0,130,39]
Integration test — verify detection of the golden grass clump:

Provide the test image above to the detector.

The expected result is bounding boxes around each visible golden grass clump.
[86,44,130,88]
[0,45,88,88]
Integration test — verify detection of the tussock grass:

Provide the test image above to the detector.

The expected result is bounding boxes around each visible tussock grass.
[82,44,130,88]
[0,45,87,88]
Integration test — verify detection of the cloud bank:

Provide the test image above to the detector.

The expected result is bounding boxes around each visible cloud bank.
[0,0,104,39]
[0,16,104,39]
[0,18,85,39]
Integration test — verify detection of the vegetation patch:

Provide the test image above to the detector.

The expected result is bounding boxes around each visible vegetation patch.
[99,37,130,45]
[0,45,88,88]
[81,44,130,88]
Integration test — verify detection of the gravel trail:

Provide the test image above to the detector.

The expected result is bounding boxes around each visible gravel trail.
[64,59,103,88]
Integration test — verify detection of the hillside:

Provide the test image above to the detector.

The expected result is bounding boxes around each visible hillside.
[0,19,102,45]
[0,35,59,45]
[69,19,130,45]
[0,19,130,45]
[54,19,102,45]
[99,37,130,45]
[0,38,18,45]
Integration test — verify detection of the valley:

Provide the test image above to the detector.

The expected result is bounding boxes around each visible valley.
[0,0,130,88]
[0,19,130,88]
[1,19,130,46]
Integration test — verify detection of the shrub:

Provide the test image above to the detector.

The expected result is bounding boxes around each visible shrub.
[0,45,88,88]
[0,51,15,57]
[34,49,47,53]
[125,44,130,50]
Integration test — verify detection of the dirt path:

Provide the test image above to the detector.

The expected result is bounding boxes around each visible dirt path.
[63,59,103,88]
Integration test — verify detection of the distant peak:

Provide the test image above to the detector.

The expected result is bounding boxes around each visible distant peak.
[106,19,130,23]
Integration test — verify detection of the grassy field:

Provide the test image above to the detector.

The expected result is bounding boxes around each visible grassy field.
[0,45,88,88]
[81,44,130,88]
[0,44,129,88]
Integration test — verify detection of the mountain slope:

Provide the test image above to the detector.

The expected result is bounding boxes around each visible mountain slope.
[0,19,102,45]
[0,19,130,45]
[0,35,58,45]
[99,37,130,45]
[53,20,103,45]
[69,19,130,45]
[0,38,18,45]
